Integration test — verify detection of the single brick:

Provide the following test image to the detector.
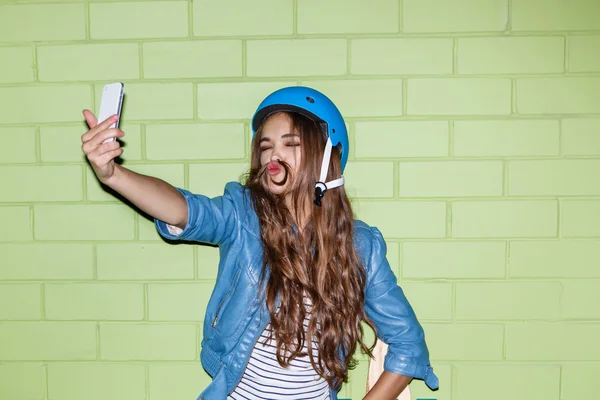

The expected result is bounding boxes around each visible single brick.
[454,120,560,157]
[0,284,41,320]
[189,163,250,198]
[197,82,295,120]
[568,35,600,72]
[562,365,600,399]
[512,0,600,31]
[146,123,245,160]
[97,244,194,280]
[0,127,36,163]
[247,39,347,77]
[38,43,139,82]
[301,80,404,117]
[100,323,197,360]
[403,0,508,33]
[354,201,446,238]
[344,161,394,198]
[455,365,560,400]
[95,82,193,121]
[402,241,506,279]
[456,282,561,320]
[298,0,398,34]
[48,363,146,400]
[90,1,187,39]
[0,207,31,241]
[562,200,600,237]
[0,363,45,400]
[509,160,600,196]
[0,46,33,83]
[452,200,558,238]
[197,245,221,280]
[143,40,242,79]
[0,244,93,280]
[0,165,82,202]
[41,123,142,163]
[0,322,96,360]
[0,85,91,124]
[193,0,292,36]
[516,78,600,114]
[510,240,600,278]
[399,161,503,197]
[148,283,215,321]
[87,164,184,202]
[562,282,600,319]
[351,38,453,75]
[407,78,511,115]
[34,204,135,241]
[399,282,452,320]
[562,118,600,156]
[423,323,504,360]
[506,323,600,360]
[458,37,564,74]
[148,363,212,400]
[149,363,211,400]
[0,4,85,42]
[45,284,144,321]
[355,121,449,158]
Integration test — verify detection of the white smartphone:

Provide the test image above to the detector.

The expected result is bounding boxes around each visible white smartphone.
[98,82,124,143]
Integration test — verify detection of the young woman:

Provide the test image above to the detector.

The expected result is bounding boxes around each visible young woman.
[81,86,438,400]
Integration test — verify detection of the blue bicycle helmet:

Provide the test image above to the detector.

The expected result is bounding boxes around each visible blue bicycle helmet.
[251,86,348,206]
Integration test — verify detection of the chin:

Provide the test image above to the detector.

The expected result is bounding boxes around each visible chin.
[266,182,286,195]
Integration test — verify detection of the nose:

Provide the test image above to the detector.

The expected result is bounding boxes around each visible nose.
[270,144,282,162]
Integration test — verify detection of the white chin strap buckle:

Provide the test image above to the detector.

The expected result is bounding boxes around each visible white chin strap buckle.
[314,138,344,207]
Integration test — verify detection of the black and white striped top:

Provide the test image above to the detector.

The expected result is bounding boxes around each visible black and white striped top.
[228,296,330,400]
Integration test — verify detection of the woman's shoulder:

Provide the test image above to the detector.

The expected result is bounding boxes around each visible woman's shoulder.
[353,219,387,258]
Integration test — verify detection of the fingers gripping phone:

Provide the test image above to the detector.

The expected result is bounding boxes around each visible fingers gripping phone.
[98,82,124,144]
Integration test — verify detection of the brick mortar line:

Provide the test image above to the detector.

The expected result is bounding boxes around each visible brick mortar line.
[3,72,600,84]
[2,31,600,46]
[5,278,600,283]
[398,0,403,33]
[293,0,298,36]
[1,360,595,365]
[2,75,600,92]
[7,155,600,164]
[5,193,600,203]
[4,319,598,324]
[2,115,599,127]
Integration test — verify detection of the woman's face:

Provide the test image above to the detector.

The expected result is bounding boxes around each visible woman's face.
[259,113,302,195]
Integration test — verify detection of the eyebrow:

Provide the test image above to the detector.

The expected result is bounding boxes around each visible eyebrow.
[259,133,300,143]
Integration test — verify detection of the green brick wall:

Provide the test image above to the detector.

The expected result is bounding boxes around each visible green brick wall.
[0,1,599,399]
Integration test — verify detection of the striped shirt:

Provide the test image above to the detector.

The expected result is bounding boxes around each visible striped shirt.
[228,296,330,400]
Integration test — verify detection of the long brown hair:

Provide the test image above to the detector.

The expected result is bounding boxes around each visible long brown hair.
[243,111,376,389]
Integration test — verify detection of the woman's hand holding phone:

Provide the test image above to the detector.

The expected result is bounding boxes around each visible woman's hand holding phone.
[81,110,125,184]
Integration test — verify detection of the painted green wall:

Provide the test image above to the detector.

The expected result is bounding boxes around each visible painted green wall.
[1,0,599,399]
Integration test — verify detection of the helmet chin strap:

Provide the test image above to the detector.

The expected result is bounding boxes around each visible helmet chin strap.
[314,137,344,207]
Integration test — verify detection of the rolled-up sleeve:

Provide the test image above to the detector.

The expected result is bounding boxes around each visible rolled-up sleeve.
[154,182,241,246]
[364,227,439,390]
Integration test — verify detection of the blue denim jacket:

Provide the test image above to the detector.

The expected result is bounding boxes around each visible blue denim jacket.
[155,182,438,399]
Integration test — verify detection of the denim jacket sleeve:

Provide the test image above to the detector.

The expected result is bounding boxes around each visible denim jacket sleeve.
[154,181,241,246]
[363,226,439,390]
